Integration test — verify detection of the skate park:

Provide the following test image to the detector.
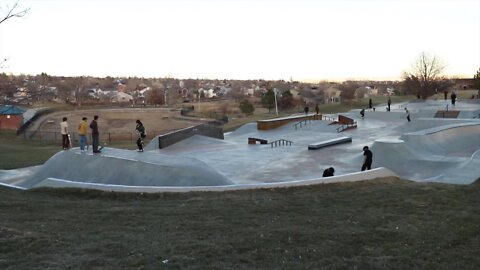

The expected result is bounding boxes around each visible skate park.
[1,99,479,192]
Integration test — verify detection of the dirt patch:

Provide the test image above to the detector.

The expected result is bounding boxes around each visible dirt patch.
[35,108,210,137]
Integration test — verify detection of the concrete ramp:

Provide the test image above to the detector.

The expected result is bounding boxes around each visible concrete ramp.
[17,148,232,189]
[371,138,462,181]
[400,123,480,157]
[424,150,480,184]
[371,122,480,184]
[27,168,397,193]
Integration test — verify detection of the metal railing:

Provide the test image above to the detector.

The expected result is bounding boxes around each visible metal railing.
[323,115,336,122]
[294,118,314,130]
[336,122,357,133]
[270,139,293,148]
[18,130,166,143]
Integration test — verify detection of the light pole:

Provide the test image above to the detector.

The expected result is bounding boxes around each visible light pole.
[274,88,279,116]
[163,88,168,106]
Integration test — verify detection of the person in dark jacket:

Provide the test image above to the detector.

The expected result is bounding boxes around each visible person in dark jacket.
[322,167,335,177]
[361,146,373,171]
[135,119,146,152]
[90,115,100,153]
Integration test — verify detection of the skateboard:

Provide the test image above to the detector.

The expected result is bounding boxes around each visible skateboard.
[98,142,107,151]
[67,134,72,149]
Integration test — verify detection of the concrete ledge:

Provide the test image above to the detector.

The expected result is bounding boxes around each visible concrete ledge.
[248,137,268,144]
[308,136,352,150]
[257,114,321,130]
[29,167,397,193]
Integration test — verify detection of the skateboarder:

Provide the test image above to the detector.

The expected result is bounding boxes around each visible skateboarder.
[387,97,391,111]
[361,146,373,171]
[451,91,457,106]
[90,115,101,153]
[405,108,411,122]
[360,108,365,118]
[60,117,69,150]
[135,119,146,152]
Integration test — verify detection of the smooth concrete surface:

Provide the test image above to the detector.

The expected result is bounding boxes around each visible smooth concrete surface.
[1,99,479,192]
[16,148,233,189]
[16,168,396,193]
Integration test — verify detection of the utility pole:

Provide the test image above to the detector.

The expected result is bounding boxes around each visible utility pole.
[163,88,168,106]
[274,88,279,116]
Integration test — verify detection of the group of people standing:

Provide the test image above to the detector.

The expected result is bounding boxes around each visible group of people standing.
[361,97,411,122]
[59,116,146,153]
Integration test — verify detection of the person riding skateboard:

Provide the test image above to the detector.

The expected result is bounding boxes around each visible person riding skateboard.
[135,119,146,152]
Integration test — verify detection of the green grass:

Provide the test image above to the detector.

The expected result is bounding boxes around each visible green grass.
[0,130,60,169]
[0,178,479,269]
[0,130,136,169]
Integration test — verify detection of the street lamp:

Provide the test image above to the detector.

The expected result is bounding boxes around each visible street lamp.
[274,88,279,116]
[163,88,168,106]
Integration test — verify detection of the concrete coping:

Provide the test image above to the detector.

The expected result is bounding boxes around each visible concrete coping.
[258,114,316,122]
[406,122,480,136]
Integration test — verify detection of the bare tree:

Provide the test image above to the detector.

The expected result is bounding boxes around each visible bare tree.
[0,0,29,25]
[474,67,480,98]
[409,52,446,99]
[1,1,29,68]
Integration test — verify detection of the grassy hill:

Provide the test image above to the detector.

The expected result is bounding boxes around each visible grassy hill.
[1,178,479,269]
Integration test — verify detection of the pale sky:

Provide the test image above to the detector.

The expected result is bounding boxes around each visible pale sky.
[0,0,479,81]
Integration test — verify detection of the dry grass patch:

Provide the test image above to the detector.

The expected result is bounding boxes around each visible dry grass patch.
[1,177,479,269]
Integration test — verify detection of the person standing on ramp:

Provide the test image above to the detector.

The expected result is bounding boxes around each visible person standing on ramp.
[135,119,146,152]
[90,115,101,153]
[60,117,69,150]
[78,117,88,153]
[361,146,373,171]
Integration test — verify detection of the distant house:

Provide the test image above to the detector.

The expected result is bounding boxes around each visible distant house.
[323,87,342,104]
[109,91,133,103]
[289,89,303,101]
[355,86,378,98]
[0,105,26,130]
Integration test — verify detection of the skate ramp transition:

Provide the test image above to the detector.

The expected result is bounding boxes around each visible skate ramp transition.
[16,148,233,189]
[372,123,480,184]
[17,168,397,193]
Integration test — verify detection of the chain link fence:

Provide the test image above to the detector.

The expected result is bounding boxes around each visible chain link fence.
[17,130,170,144]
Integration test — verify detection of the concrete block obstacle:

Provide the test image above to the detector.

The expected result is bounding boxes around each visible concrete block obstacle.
[308,136,352,150]
[248,137,268,144]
